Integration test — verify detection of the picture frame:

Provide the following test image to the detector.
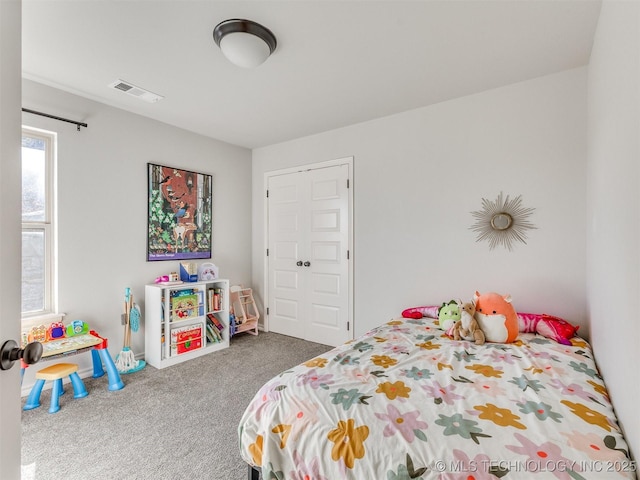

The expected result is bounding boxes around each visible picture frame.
[147,163,212,261]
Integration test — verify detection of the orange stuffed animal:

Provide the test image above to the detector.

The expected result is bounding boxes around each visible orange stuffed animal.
[473,291,519,343]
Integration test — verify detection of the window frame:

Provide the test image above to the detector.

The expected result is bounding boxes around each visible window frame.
[21,126,57,321]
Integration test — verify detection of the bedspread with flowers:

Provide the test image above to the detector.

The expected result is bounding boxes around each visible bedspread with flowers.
[238,317,636,479]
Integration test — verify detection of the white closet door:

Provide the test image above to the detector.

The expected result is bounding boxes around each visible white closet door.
[267,171,307,340]
[267,163,350,346]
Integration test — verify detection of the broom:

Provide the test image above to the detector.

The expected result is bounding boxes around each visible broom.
[115,287,146,374]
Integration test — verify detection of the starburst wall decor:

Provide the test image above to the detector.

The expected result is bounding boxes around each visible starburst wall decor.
[470,192,536,251]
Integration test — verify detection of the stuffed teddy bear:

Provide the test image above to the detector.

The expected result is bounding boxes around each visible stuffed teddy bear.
[452,301,485,345]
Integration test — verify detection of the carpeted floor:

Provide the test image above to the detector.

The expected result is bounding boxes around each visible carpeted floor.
[21,332,332,480]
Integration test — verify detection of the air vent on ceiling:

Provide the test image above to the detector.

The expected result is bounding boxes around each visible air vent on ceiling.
[108,79,164,103]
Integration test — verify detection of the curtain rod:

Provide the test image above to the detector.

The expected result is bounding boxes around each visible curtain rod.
[22,108,88,131]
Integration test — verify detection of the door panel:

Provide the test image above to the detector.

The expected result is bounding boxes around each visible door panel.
[268,172,306,339]
[312,241,341,262]
[273,298,299,320]
[267,163,350,346]
[311,209,341,231]
[311,304,340,328]
[273,269,298,289]
[311,272,341,295]
[306,165,349,345]
[274,241,298,261]
[0,2,23,476]
[311,177,340,200]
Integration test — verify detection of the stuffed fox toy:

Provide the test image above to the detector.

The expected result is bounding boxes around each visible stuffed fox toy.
[453,301,485,345]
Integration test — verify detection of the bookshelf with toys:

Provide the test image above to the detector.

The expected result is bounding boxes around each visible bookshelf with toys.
[145,279,229,369]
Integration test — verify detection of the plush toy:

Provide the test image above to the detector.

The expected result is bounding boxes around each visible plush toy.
[437,300,461,333]
[401,305,440,319]
[452,301,485,345]
[473,291,519,343]
[401,296,579,345]
[517,312,579,345]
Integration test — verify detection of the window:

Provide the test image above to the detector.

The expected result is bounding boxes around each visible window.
[22,127,56,318]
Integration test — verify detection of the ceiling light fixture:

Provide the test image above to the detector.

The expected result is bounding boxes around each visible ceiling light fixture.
[213,19,277,68]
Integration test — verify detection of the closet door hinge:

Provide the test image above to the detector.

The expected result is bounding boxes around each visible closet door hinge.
[347,250,350,260]
[266,248,269,256]
[347,179,350,189]
[347,321,350,331]
[267,307,269,315]
[266,190,269,198]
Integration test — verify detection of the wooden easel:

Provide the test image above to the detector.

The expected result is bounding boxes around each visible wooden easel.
[230,285,259,336]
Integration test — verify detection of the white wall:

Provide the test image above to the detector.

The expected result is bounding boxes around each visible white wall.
[21,79,252,388]
[587,0,639,462]
[252,68,588,339]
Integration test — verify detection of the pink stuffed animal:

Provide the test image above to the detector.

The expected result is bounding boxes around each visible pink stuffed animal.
[517,313,579,345]
[401,305,440,319]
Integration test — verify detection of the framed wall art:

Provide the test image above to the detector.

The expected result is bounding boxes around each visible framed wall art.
[147,163,212,261]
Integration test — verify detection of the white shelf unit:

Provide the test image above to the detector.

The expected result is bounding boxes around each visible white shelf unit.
[145,279,229,369]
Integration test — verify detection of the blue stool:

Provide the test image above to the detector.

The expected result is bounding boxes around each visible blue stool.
[24,363,88,413]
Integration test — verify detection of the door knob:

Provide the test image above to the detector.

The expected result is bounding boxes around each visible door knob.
[296,261,303,266]
[0,340,43,370]
[303,261,311,267]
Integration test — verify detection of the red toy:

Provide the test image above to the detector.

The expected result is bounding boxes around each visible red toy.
[401,305,439,319]
[46,322,66,341]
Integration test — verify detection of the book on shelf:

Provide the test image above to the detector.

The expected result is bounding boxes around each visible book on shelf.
[206,313,225,332]
[207,287,224,312]
[205,314,223,343]
[170,288,197,298]
[170,323,203,355]
[171,292,199,321]
[197,289,205,316]
[161,326,166,360]
[206,321,222,343]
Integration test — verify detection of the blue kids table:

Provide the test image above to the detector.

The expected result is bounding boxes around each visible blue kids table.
[23,330,124,391]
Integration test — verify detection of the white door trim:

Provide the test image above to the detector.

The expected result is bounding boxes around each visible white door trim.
[263,156,354,341]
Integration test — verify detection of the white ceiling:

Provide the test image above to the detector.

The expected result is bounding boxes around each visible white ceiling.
[22,1,602,149]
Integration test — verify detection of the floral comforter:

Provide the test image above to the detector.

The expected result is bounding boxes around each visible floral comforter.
[238,318,636,479]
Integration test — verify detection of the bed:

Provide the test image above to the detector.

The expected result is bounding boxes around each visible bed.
[238,316,636,479]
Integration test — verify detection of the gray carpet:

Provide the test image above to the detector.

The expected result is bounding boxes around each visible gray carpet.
[21,332,332,480]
